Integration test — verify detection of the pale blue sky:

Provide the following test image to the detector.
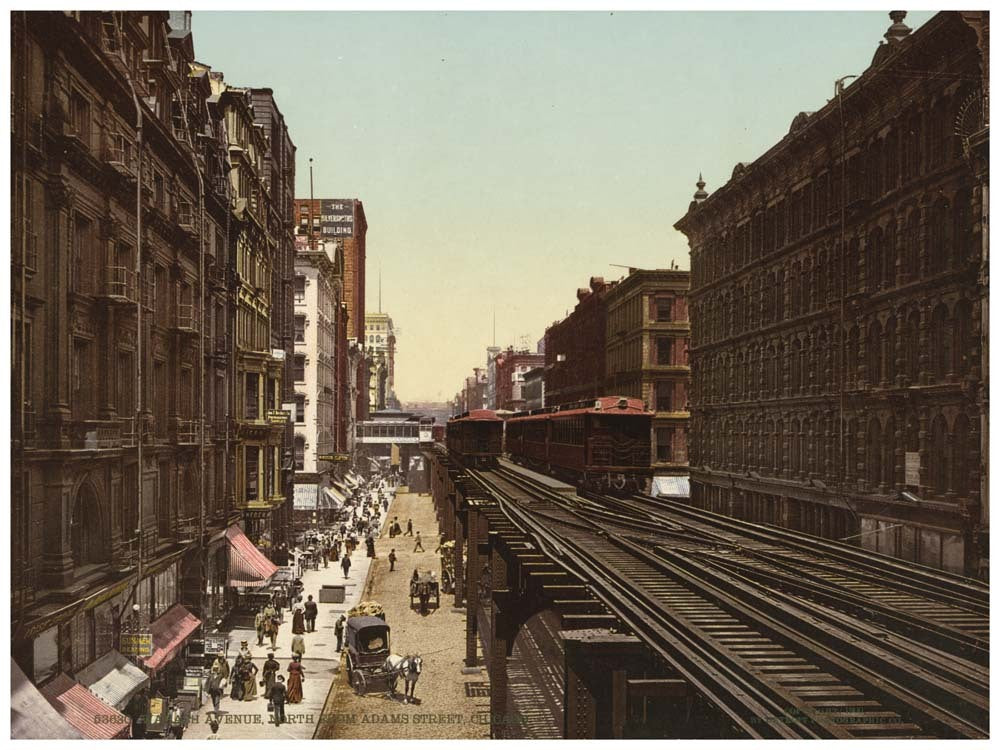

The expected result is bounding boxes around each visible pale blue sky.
[192,10,933,402]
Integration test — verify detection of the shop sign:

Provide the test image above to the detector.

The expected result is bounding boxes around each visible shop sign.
[267,409,290,424]
[203,635,228,656]
[121,632,153,657]
[317,453,350,462]
[294,484,318,510]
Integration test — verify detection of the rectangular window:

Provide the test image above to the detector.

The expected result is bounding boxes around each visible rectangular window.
[655,382,673,412]
[294,275,306,303]
[656,337,673,366]
[245,372,259,420]
[295,394,305,423]
[294,315,306,343]
[656,298,673,322]
[245,446,259,502]
[69,90,91,146]
[655,427,674,463]
[294,355,305,382]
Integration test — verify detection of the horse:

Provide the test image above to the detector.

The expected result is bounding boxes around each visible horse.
[383,654,423,703]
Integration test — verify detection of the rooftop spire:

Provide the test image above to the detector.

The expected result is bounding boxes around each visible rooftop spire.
[693,173,708,202]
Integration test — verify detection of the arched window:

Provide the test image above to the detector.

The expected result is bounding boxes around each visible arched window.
[766,419,776,472]
[867,227,884,291]
[846,326,860,388]
[927,197,950,274]
[884,220,896,288]
[884,316,897,385]
[846,238,860,293]
[903,209,920,281]
[885,130,898,191]
[954,300,974,377]
[867,320,883,387]
[790,338,802,393]
[882,416,895,489]
[844,418,857,480]
[930,415,949,495]
[775,420,784,473]
[765,346,776,396]
[867,418,882,488]
[71,484,107,568]
[930,304,952,381]
[953,415,972,498]
[790,262,801,317]
[905,311,921,383]
[790,419,800,475]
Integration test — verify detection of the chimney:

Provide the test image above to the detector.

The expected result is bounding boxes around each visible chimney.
[577,288,591,302]
[589,276,605,292]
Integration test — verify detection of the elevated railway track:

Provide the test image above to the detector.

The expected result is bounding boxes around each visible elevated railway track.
[464,462,988,739]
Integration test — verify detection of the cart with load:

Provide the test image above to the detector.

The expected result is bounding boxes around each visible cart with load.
[343,615,399,695]
[409,571,440,613]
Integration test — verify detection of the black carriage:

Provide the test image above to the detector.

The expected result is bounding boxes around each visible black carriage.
[409,572,440,612]
[343,616,394,695]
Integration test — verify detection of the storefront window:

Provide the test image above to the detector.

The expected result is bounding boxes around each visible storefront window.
[71,611,95,672]
[246,446,259,501]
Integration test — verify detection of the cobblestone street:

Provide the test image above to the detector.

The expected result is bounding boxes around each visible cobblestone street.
[314,490,490,739]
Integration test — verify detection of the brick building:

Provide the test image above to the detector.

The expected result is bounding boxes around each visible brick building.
[295,198,368,422]
[604,268,691,475]
[675,12,988,577]
[494,348,545,412]
[9,10,256,691]
[544,277,618,406]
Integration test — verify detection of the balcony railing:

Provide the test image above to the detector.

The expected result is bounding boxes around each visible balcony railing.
[176,419,197,444]
[72,419,123,450]
[100,265,138,303]
[106,133,136,176]
[175,303,198,333]
[120,416,137,448]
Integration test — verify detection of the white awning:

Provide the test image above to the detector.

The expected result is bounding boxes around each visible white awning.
[651,476,690,498]
[344,474,361,488]
[11,660,84,739]
[75,650,150,711]
[322,487,347,510]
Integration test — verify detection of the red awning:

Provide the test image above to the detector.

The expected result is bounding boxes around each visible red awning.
[226,524,278,587]
[40,673,130,739]
[142,604,201,672]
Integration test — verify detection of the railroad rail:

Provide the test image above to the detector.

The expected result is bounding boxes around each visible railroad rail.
[467,464,989,739]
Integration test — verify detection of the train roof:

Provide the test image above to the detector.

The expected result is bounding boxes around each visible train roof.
[448,409,502,422]
[509,396,650,421]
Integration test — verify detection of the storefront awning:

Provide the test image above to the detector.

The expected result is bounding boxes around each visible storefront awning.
[40,673,130,739]
[322,486,347,510]
[343,474,360,488]
[11,661,84,739]
[75,650,150,711]
[651,476,690,499]
[226,524,278,587]
[142,604,202,672]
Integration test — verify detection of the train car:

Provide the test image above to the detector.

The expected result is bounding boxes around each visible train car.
[506,396,652,492]
[418,416,435,444]
[446,410,504,468]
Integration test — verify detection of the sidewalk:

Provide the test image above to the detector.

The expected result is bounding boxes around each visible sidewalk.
[184,487,395,740]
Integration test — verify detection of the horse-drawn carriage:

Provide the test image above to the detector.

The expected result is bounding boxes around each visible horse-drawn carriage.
[343,616,423,701]
[409,571,440,613]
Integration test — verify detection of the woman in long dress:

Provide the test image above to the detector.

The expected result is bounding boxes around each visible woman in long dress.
[230,654,245,701]
[242,657,259,701]
[286,656,305,704]
[291,606,305,635]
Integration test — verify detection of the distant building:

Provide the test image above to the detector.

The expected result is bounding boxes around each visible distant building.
[604,268,691,476]
[485,346,501,409]
[495,348,546,412]
[544,277,618,406]
[365,312,397,411]
[522,367,546,411]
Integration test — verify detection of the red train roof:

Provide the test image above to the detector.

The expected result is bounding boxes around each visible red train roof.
[448,409,502,422]
[509,396,651,422]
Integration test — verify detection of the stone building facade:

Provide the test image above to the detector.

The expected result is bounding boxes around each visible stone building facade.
[544,277,618,406]
[675,12,988,576]
[494,348,545,412]
[10,10,244,685]
[604,268,691,475]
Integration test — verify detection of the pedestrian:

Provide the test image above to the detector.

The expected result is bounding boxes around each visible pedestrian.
[255,607,266,647]
[341,554,352,579]
[413,532,424,553]
[405,519,413,536]
[322,540,330,568]
[262,652,280,696]
[388,549,397,572]
[286,656,305,704]
[206,665,225,713]
[270,675,288,726]
[211,654,230,682]
[389,517,398,538]
[291,631,306,659]
[241,654,259,701]
[265,613,279,651]
[291,605,305,635]
[366,535,376,558]
[167,701,185,739]
[230,652,245,701]
[304,595,318,633]
[334,615,346,652]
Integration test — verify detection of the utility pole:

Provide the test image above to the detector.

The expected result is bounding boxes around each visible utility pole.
[309,158,315,251]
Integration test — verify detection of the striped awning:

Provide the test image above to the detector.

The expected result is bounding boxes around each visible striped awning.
[226,524,278,587]
[322,486,347,510]
[11,661,84,739]
[143,604,202,672]
[40,674,130,739]
[75,650,149,711]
